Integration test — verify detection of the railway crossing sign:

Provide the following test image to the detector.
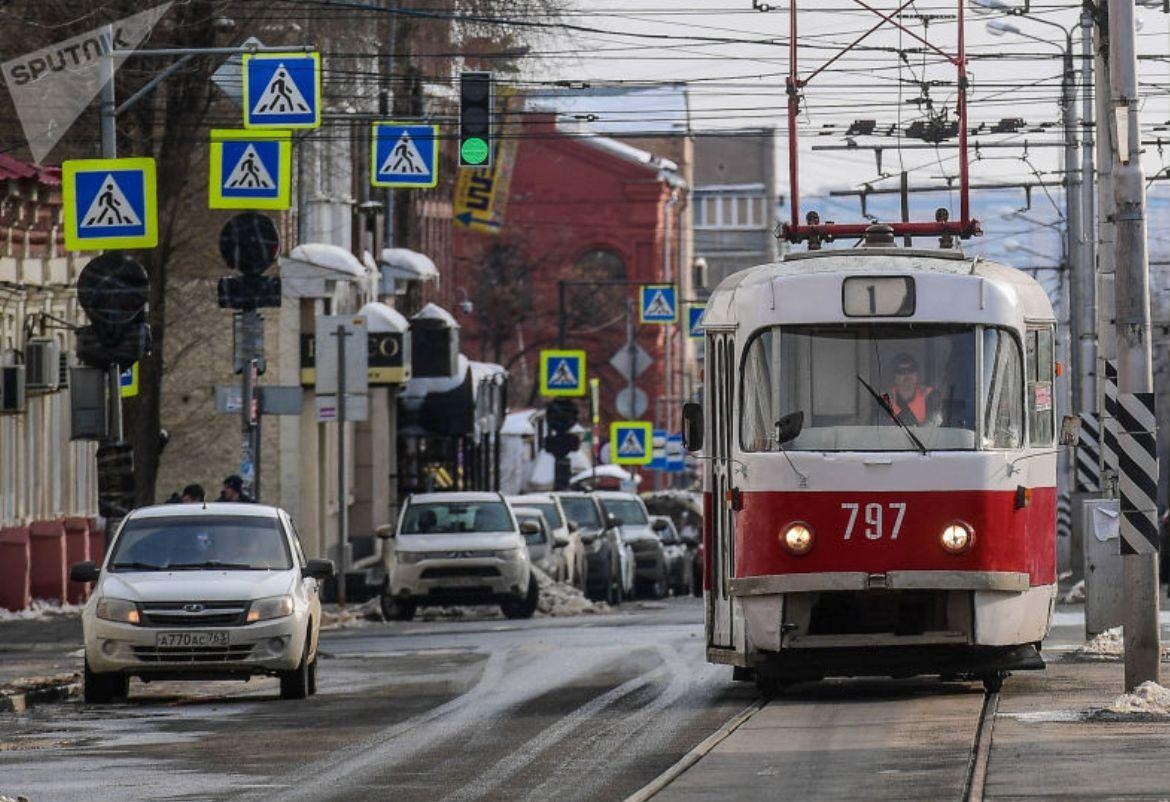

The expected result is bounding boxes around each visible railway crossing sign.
[540,349,586,397]
[610,421,653,465]
[62,158,157,251]
[640,284,678,324]
[687,303,706,339]
[372,123,440,188]
[242,52,321,129]
[209,129,292,209]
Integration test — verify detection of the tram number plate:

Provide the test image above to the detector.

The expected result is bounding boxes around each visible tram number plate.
[841,502,907,541]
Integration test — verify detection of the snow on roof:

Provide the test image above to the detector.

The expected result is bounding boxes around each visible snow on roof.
[411,302,460,327]
[561,124,680,174]
[358,301,409,333]
[287,243,368,277]
[502,409,540,436]
[400,353,469,399]
[469,359,506,385]
[380,247,439,282]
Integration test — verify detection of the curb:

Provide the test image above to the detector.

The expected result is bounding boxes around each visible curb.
[0,679,80,713]
[623,697,767,802]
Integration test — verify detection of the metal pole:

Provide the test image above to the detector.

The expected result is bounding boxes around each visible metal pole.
[1062,39,1083,415]
[626,298,636,416]
[1079,9,1098,415]
[558,281,566,348]
[900,171,911,247]
[1108,0,1160,690]
[336,323,348,608]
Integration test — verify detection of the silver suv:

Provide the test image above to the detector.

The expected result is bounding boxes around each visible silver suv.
[378,492,537,621]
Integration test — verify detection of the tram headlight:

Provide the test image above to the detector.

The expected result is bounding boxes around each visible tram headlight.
[940,522,974,555]
[780,522,814,556]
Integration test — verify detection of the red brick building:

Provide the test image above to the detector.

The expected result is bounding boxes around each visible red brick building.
[452,113,686,440]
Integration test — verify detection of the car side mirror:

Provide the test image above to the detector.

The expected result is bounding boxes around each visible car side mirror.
[651,519,668,532]
[606,513,622,529]
[520,521,540,535]
[776,410,804,445]
[682,402,704,451]
[376,524,396,539]
[567,520,579,533]
[303,559,335,580]
[70,561,99,583]
[553,532,570,547]
[1059,414,1081,446]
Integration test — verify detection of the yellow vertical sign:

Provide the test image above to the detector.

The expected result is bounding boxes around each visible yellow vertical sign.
[453,87,519,234]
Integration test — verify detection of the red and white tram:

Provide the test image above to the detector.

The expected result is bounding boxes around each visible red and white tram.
[685,226,1061,692]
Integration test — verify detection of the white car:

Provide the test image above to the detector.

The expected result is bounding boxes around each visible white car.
[508,493,587,590]
[69,503,333,704]
[378,492,537,621]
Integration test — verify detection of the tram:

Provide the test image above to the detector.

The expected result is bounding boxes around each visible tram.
[684,224,1063,692]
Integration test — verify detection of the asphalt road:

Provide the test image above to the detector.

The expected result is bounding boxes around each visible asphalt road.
[0,597,756,802]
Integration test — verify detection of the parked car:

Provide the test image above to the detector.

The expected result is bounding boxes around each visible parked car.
[508,493,587,590]
[649,515,692,596]
[69,503,334,704]
[596,491,668,599]
[512,506,562,580]
[378,492,538,621]
[555,491,625,605]
[641,492,703,599]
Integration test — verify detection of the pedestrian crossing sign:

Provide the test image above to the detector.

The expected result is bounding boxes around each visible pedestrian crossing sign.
[62,158,157,251]
[372,123,440,188]
[610,421,653,465]
[539,349,586,397]
[242,52,321,129]
[639,284,678,324]
[209,129,292,210]
[687,303,706,339]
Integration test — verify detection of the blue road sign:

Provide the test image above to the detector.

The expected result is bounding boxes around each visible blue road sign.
[372,123,440,188]
[687,303,706,339]
[540,349,586,397]
[640,284,678,324]
[611,421,653,466]
[665,434,685,473]
[648,429,668,471]
[210,129,291,209]
[243,52,320,129]
[63,158,157,251]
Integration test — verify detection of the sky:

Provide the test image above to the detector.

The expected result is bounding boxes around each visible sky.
[531,1,1170,219]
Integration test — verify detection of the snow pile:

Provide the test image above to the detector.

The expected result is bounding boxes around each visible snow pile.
[0,599,84,622]
[1079,627,1124,657]
[0,795,31,802]
[1061,580,1085,603]
[1108,681,1170,714]
[319,598,382,630]
[532,566,609,617]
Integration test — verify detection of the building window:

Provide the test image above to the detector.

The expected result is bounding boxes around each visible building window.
[694,194,767,230]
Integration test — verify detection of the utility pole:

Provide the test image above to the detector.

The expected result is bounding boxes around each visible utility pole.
[1078,8,1097,416]
[1108,0,1160,690]
[334,323,351,609]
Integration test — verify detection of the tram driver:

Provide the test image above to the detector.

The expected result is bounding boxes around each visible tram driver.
[887,352,941,427]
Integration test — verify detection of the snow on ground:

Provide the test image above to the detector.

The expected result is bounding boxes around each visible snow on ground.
[1,795,31,802]
[1109,681,1170,714]
[1078,626,1124,657]
[319,598,383,630]
[1061,580,1085,603]
[532,567,610,617]
[0,599,84,621]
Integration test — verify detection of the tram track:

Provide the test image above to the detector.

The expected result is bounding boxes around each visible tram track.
[963,688,999,802]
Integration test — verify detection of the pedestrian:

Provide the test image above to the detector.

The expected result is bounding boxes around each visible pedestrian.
[180,483,205,503]
[217,475,253,503]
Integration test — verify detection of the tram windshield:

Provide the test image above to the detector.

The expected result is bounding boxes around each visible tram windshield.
[740,324,1023,452]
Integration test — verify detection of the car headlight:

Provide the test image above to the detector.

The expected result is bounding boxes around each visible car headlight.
[95,597,140,625]
[396,550,428,565]
[779,522,814,556]
[940,522,974,555]
[247,595,294,623]
[496,547,523,561]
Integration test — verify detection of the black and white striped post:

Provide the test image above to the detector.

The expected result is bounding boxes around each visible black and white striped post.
[1075,411,1101,492]
[1116,392,1158,557]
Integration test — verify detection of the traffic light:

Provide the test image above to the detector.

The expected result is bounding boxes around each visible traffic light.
[217,212,282,310]
[459,71,493,168]
[75,252,152,369]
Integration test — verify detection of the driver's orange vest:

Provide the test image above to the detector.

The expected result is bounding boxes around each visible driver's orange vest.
[889,386,934,423]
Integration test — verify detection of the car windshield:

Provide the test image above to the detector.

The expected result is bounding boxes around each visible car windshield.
[401,501,513,534]
[109,515,291,571]
[601,498,649,526]
[524,502,562,529]
[559,497,601,529]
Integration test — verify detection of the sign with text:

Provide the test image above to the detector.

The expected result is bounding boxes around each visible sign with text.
[300,331,410,385]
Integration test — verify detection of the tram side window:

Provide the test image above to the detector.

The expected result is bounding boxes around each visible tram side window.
[741,330,780,451]
[1026,328,1055,446]
[982,329,1024,449]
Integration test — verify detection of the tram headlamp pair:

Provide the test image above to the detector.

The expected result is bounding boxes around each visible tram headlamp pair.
[940,522,975,555]
[779,522,814,556]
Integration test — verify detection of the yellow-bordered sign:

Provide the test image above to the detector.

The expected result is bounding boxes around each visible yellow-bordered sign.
[62,158,157,251]
[540,349,586,397]
[610,421,653,465]
[209,129,292,210]
[120,362,139,398]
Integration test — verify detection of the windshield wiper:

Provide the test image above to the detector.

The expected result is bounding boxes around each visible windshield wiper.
[856,374,927,455]
[165,561,257,570]
[110,561,165,571]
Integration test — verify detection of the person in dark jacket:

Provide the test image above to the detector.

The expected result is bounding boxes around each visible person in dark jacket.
[217,475,253,503]
[887,352,941,426]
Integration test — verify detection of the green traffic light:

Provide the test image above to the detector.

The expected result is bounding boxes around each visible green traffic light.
[461,137,489,165]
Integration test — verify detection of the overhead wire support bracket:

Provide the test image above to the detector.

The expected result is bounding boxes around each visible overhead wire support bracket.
[781,0,980,244]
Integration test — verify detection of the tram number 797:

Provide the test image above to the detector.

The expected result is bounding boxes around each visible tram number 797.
[841,502,907,541]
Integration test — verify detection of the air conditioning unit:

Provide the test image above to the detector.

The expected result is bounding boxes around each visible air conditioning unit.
[0,365,26,413]
[24,338,60,391]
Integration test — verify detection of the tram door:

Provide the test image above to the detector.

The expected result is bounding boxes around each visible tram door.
[707,332,735,649]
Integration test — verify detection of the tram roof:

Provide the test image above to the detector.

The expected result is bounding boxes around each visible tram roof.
[702,246,1054,327]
